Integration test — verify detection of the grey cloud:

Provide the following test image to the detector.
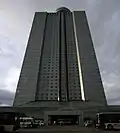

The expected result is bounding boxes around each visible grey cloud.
[102,72,120,104]
[0,89,14,106]
[108,96,120,105]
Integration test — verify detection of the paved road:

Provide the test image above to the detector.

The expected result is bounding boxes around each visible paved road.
[16,129,120,133]
[17,126,120,133]
[3,126,120,133]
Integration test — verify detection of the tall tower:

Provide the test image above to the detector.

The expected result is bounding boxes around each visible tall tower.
[13,8,107,122]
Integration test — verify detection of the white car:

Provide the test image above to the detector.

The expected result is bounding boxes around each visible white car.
[20,117,33,128]
[105,122,120,130]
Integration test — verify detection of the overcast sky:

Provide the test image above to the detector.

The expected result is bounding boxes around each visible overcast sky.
[0,0,120,106]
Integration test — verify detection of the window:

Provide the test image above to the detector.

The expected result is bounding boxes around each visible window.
[55,97,57,100]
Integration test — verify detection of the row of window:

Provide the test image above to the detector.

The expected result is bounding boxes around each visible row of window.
[37,97,81,101]
[38,84,80,89]
[40,93,58,96]
[38,97,58,100]
[40,71,79,75]
[42,65,78,69]
[37,92,80,97]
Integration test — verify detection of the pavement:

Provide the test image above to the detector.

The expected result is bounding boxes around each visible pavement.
[15,126,120,133]
[2,126,120,133]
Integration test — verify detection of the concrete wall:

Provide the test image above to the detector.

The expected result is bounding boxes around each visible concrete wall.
[36,13,60,101]
[73,11,107,105]
[13,13,47,106]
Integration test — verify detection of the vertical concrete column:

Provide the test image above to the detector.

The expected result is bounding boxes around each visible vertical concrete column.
[73,11,107,105]
[78,112,84,126]
[13,12,47,106]
[44,115,48,125]
[59,11,69,101]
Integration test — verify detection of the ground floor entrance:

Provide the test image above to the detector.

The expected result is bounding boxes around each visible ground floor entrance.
[48,115,79,125]
[44,110,84,126]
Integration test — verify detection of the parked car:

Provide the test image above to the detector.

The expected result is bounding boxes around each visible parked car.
[57,119,72,125]
[34,119,45,127]
[84,120,93,127]
[20,117,33,128]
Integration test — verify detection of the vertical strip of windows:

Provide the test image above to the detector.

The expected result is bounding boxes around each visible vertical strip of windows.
[72,12,85,101]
